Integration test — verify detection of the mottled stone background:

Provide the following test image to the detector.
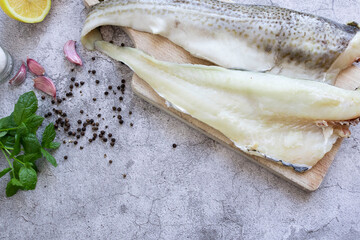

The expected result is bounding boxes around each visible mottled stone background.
[0,0,360,239]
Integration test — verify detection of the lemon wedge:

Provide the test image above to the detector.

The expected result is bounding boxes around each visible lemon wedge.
[0,0,51,23]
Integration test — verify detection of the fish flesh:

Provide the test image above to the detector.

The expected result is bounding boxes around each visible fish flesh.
[81,0,360,84]
[94,41,360,171]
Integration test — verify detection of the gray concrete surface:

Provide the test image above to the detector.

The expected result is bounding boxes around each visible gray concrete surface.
[0,0,360,239]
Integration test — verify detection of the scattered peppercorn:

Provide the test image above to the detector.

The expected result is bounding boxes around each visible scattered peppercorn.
[121,43,125,47]
[89,139,93,143]
[92,70,96,74]
[112,106,116,111]
[109,160,113,164]
[68,131,73,136]
[41,96,45,100]
[100,130,105,135]
[70,84,74,89]
[119,120,124,125]
[96,80,100,84]
[75,82,79,87]
[173,144,177,148]
[64,156,68,160]
[74,141,78,145]
[108,86,112,90]
[117,115,122,120]
[71,77,75,82]
[51,100,55,104]
[77,120,82,124]
[130,123,133,127]
[109,40,114,44]
[71,69,75,72]
[108,133,112,138]
[122,174,127,179]
[63,140,66,144]
[103,138,108,142]
[97,114,101,118]
[104,91,109,96]
[119,97,123,101]
[93,98,97,101]
[129,111,132,115]
[92,57,95,61]
[111,138,115,142]
[80,146,84,150]
[110,142,115,147]
[80,110,84,114]
[80,81,84,86]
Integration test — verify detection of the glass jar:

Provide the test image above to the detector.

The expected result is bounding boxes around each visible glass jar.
[0,46,14,83]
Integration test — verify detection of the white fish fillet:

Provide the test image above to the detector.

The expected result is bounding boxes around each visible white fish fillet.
[81,0,360,84]
[94,41,360,171]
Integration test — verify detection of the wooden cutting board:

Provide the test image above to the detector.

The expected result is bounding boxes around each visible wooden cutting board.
[84,0,360,191]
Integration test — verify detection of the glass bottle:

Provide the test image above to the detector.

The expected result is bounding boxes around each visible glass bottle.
[0,46,13,83]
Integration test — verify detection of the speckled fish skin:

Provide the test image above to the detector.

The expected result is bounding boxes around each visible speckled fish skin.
[81,0,360,84]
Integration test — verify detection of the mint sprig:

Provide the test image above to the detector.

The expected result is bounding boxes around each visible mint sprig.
[0,91,60,197]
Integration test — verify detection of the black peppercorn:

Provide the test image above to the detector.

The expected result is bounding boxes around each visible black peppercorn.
[111,138,115,142]
[75,82,79,87]
[77,120,82,124]
[103,138,108,142]
[119,97,123,101]
[80,110,84,114]
[121,79,125,83]
[64,156,68,160]
[100,130,105,135]
[93,98,97,101]
[92,57,95,61]
[97,114,101,118]
[74,141,78,145]
[108,133,112,138]
[70,84,74,89]
[104,91,109,95]
[112,106,116,111]
[71,77,75,82]
[96,80,100,84]
[108,86,112,90]
[130,123,133,127]
[121,43,125,47]
[92,70,96,74]
[51,100,55,104]
[117,107,121,112]
[41,95,45,100]
[80,81,84,85]
[68,131,73,136]
[173,144,177,148]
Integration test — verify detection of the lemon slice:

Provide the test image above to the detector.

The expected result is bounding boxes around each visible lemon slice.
[0,0,51,23]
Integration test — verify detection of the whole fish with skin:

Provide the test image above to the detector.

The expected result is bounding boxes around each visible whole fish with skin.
[95,41,360,171]
[81,0,360,84]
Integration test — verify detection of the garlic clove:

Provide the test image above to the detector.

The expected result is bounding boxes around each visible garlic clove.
[33,76,56,98]
[64,40,83,65]
[9,62,27,86]
[27,58,45,76]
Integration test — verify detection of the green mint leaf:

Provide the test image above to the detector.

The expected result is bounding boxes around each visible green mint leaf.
[0,131,7,138]
[41,148,58,167]
[21,133,41,154]
[41,123,56,148]
[1,135,15,149]
[12,160,23,179]
[19,166,37,190]
[17,153,42,163]
[48,142,61,149]
[11,123,28,157]
[0,114,17,130]
[25,115,44,134]
[13,91,38,125]
[6,178,23,197]
[0,168,11,178]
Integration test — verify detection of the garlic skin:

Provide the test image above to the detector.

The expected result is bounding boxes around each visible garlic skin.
[64,40,82,65]
[9,62,27,86]
[27,58,45,75]
[33,76,56,98]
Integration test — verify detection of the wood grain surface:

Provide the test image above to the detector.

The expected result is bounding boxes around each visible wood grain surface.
[84,0,360,191]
